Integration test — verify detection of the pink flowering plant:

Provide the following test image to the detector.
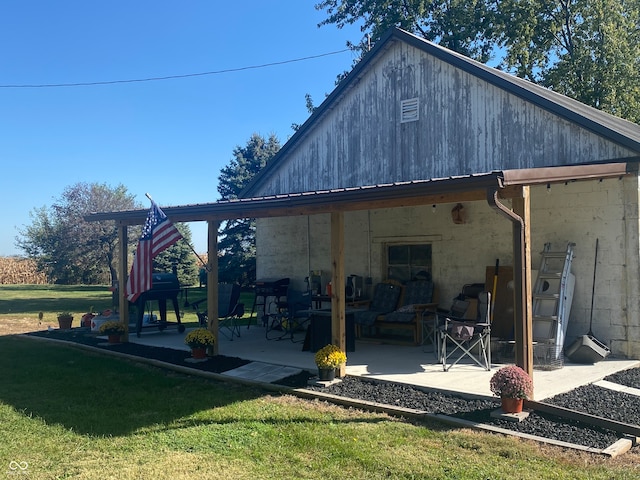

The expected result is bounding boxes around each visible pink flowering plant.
[489,365,533,399]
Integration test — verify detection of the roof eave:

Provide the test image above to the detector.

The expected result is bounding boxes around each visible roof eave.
[86,173,503,225]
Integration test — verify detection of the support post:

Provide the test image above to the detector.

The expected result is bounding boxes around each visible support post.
[487,187,533,381]
[512,187,533,379]
[330,211,346,377]
[118,224,129,342]
[207,220,219,355]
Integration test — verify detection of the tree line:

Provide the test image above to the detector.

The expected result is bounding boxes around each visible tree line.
[316,0,640,123]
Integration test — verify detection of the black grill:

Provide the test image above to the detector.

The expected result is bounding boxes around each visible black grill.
[131,273,184,337]
[255,277,290,298]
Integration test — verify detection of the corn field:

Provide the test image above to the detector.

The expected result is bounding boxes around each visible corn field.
[0,257,47,284]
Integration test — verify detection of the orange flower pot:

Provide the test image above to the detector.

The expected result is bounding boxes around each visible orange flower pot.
[501,397,524,413]
[191,347,207,359]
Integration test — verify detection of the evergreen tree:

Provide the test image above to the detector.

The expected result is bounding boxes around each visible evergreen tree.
[153,223,199,287]
[217,133,281,286]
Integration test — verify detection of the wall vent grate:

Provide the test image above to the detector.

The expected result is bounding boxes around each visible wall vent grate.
[400,98,419,123]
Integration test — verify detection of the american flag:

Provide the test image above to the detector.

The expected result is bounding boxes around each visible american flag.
[126,200,183,303]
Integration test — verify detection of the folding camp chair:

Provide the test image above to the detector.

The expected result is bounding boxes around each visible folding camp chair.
[423,297,470,358]
[190,283,245,341]
[438,291,491,371]
[217,283,244,340]
[265,287,312,342]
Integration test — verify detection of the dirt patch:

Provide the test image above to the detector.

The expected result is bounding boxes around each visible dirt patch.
[0,316,53,336]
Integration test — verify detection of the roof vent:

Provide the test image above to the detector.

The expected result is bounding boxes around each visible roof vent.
[400,98,419,123]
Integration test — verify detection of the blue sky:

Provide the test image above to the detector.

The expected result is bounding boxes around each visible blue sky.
[0,1,363,255]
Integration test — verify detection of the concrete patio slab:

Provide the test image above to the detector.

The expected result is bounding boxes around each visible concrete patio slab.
[126,325,640,400]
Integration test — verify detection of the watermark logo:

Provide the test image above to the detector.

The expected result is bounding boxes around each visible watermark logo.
[7,461,29,475]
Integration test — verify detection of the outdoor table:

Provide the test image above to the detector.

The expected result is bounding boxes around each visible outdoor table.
[305,307,359,352]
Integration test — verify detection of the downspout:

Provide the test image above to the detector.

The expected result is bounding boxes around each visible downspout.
[487,187,532,377]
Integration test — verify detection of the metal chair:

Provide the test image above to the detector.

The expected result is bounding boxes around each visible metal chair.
[424,297,470,358]
[438,291,491,371]
[190,283,245,341]
[265,287,312,342]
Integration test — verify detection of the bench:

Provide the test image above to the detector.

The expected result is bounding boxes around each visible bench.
[355,280,437,345]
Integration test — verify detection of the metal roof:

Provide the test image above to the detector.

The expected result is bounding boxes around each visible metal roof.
[85,163,633,225]
[85,173,502,225]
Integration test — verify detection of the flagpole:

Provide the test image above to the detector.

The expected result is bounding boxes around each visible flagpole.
[145,193,209,271]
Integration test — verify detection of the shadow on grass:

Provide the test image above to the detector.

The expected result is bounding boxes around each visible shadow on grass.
[0,336,265,437]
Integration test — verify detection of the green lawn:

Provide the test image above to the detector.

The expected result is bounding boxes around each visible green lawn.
[0,336,637,479]
[0,284,638,478]
[0,284,256,331]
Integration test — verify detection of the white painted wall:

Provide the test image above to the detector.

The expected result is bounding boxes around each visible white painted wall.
[529,177,640,358]
[256,176,640,358]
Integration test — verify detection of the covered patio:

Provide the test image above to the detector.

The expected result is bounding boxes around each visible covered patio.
[86,162,636,398]
[126,323,639,400]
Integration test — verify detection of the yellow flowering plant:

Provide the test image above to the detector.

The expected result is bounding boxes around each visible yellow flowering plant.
[184,328,215,348]
[314,344,347,369]
[98,320,126,335]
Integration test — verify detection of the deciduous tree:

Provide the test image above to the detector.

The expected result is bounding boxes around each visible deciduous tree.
[315,0,640,123]
[16,183,139,285]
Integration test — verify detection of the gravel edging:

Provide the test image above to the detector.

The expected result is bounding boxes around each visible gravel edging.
[302,374,640,451]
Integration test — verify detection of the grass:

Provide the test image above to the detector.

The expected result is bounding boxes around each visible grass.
[2,337,638,479]
[0,284,257,334]
[0,285,639,478]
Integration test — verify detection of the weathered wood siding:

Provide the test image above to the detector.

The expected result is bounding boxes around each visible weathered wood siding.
[251,40,636,197]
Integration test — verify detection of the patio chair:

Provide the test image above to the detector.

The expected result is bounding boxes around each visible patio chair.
[422,296,470,357]
[374,279,437,344]
[218,283,244,340]
[265,287,312,342]
[353,281,402,336]
[190,283,245,341]
[438,291,491,371]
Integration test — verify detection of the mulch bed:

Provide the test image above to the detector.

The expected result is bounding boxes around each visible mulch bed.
[27,328,251,374]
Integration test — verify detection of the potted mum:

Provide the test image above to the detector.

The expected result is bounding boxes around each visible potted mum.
[184,328,215,359]
[489,365,533,413]
[57,312,74,330]
[98,320,126,344]
[314,344,347,381]
[81,306,98,328]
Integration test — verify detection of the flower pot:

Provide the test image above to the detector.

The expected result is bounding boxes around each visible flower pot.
[191,347,207,359]
[107,334,121,344]
[501,397,524,413]
[318,368,335,381]
[57,316,73,330]
[81,313,95,328]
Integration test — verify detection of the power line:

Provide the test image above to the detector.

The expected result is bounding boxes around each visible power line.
[0,49,351,88]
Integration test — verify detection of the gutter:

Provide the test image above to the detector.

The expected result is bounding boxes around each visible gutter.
[486,187,531,377]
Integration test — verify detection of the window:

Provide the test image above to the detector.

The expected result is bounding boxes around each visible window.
[386,244,432,283]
